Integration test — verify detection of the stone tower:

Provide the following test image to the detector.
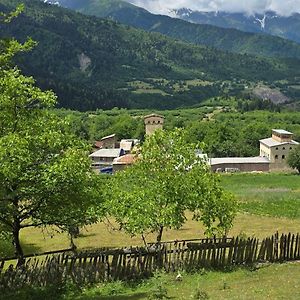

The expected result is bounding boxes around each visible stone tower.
[144,113,164,135]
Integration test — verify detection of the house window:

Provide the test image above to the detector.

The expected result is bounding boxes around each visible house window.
[282,155,285,159]
[283,147,285,150]
[275,155,278,159]
[290,147,293,150]
[275,147,278,150]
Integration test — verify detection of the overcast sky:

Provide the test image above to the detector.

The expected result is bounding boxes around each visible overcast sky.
[126,0,300,16]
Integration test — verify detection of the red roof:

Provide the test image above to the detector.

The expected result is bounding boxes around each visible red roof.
[94,141,104,149]
[113,154,137,165]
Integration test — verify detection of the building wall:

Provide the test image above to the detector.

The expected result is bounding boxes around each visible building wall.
[270,144,297,171]
[102,136,117,149]
[272,132,293,143]
[260,144,271,160]
[211,162,270,172]
[144,116,164,135]
[261,143,297,170]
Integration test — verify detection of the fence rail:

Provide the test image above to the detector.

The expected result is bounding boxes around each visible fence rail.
[0,232,299,291]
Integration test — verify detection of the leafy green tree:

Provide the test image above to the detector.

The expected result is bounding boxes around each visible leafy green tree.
[107,129,236,243]
[0,7,103,264]
[287,145,300,173]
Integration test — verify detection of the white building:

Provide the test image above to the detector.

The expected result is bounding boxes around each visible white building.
[260,129,299,171]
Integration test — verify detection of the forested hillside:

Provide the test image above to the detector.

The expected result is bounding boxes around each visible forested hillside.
[52,0,300,61]
[1,0,300,110]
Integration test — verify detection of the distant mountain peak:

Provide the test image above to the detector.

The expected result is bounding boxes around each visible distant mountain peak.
[172,8,300,41]
[44,0,60,5]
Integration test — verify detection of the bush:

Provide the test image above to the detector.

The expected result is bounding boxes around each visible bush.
[192,288,209,300]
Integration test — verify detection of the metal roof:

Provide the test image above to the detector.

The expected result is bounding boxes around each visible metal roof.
[272,129,293,135]
[89,148,122,158]
[260,138,299,148]
[100,134,116,141]
[113,154,136,165]
[210,157,270,166]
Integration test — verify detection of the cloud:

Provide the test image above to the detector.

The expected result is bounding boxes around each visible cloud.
[125,0,300,16]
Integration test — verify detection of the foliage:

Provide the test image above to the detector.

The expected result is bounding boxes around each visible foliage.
[287,145,300,173]
[107,129,236,241]
[0,8,104,261]
[59,107,300,158]
[0,0,300,110]
[192,288,210,300]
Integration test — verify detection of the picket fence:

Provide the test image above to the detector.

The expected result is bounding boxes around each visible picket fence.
[0,232,299,290]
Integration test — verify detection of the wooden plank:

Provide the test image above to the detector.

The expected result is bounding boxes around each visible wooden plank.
[294,234,300,260]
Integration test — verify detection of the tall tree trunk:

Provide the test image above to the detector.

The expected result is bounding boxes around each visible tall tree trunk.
[12,219,24,266]
[156,226,164,243]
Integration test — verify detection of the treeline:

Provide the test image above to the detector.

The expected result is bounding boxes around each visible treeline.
[58,107,300,158]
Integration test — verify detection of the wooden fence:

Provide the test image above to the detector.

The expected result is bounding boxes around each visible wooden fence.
[0,232,299,291]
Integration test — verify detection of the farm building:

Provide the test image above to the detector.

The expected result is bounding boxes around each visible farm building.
[260,129,299,171]
[211,129,299,172]
[210,157,270,172]
[94,134,117,150]
[113,154,137,172]
[90,148,125,172]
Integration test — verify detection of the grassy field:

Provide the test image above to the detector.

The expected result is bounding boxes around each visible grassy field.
[2,173,300,299]
[220,173,300,219]
[5,173,296,256]
[5,262,300,300]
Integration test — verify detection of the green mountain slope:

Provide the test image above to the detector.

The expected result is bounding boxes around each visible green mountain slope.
[54,0,300,61]
[1,0,300,111]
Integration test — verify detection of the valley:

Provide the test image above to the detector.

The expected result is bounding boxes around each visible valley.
[1,0,300,110]
[1,1,300,299]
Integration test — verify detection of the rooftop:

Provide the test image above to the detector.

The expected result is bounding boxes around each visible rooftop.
[144,113,164,119]
[260,138,299,148]
[210,157,270,166]
[89,148,122,158]
[100,134,116,141]
[272,129,293,135]
[113,154,137,165]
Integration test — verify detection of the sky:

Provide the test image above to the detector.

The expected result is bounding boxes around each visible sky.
[126,0,300,16]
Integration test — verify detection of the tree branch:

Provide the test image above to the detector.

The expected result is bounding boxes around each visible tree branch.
[20,222,43,229]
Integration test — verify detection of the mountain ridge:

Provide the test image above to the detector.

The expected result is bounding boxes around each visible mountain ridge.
[1,0,300,111]
[45,0,300,61]
[173,8,300,44]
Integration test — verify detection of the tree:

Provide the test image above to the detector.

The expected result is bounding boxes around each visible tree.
[107,129,236,243]
[0,7,103,264]
[287,145,300,173]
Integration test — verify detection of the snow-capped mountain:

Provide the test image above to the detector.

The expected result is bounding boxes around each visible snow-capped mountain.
[173,8,300,43]
[43,0,60,5]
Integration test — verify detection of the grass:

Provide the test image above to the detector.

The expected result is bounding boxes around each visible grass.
[0,173,293,257]
[0,173,298,258]
[18,213,300,256]
[3,262,300,299]
[2,173,300,299]
[220,173,300,219]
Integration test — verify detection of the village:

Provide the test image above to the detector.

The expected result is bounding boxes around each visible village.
[89,113,299,174]
[1,1,300,298]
